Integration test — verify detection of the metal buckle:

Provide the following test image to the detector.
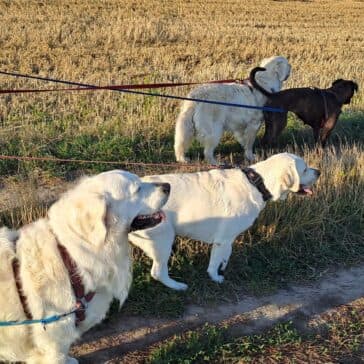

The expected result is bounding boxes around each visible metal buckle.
[250,173,262,186]
[75,297,88,311]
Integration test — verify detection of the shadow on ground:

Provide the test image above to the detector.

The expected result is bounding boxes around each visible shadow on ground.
[72,265,364,363]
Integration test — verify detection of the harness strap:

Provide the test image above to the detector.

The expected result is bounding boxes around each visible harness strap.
[12,257,33,320]
[57,243,95,326]
[11,237,95,326]
[320,89,329,128]
[242,168,273,202]
[236,78,254,92]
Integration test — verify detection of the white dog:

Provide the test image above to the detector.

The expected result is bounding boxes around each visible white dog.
[174,56,291,164]
[130,153,320,290]
[0,170,170,364]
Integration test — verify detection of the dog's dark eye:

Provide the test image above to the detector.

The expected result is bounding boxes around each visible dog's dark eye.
[135,186,141,194]
[303,168,307,173]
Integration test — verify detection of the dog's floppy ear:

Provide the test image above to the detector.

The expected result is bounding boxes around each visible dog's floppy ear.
[71,194,108,247]
[332,79,344,86]
[50,191,108,248]
[282,160,300,192]
[274,59,290,82]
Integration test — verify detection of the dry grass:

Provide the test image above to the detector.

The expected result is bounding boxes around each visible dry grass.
[0,0,363,316]
[0,0,363,139]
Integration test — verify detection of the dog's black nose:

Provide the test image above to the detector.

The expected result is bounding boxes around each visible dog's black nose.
[155,183,170,195]
[315,169,321,177]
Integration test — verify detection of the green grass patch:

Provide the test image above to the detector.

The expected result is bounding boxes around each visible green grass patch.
[148,300,364,363]
[0,111,362,177]
[0,110,363,318]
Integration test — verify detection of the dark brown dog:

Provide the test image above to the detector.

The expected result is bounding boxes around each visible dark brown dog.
[249,67,358,147]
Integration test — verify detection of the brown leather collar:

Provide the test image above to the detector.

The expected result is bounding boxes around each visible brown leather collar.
[242,167,272,202]
[57,243,95,326]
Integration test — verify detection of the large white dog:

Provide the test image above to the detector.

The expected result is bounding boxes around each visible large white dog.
[174,56,291,164]
[0,170,170,364]
[130,153,320,290]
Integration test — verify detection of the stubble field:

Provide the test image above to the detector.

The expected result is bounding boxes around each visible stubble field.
[0,0,363,361]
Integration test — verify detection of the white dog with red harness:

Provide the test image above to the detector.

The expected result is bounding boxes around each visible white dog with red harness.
[0,170,170,364]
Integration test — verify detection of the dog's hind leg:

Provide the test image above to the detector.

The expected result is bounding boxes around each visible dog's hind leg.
[207,242,233,283]
[319,114,338,147]
[174,101,195,163]
[313,126,320,145]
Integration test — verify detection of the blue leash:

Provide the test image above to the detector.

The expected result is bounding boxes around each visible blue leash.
[0,70,285,113]
[0,308,77,327]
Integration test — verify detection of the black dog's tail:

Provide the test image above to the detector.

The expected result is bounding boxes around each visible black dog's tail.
[249,67,273,97]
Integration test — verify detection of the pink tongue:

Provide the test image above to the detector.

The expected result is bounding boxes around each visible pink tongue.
[304,188,313,195]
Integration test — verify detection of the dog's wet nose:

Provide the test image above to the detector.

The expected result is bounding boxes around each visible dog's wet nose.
[315,169,321,177]
[155,183,171,195]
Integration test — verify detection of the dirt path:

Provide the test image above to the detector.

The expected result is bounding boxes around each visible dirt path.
[71,264,364,363]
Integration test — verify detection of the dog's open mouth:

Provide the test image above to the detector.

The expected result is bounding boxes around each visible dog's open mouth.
[296,184,313,196]
[130,211,166,232]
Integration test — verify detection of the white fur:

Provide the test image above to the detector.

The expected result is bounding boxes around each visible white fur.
[129,153,319,290]
[0,170,169,364]
[174,56,291,164]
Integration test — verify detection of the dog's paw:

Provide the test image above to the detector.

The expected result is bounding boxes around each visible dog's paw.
[206,158,218,166]
[177,156,190,164]
[172,281,188,291]
[209,273,225,284]
[66,357,79,364]
[156,276,188,291]
[245,153,256,163]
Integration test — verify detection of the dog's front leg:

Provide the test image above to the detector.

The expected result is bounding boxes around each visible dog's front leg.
[151,259,188,291]
[313,126,321,145]
[27,350,77,364]
[319,114,338,147]
[207,242,233,283]
[130,223,188,290]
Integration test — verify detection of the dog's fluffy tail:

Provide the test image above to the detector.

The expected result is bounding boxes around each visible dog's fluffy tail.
[249,67,273,97]
[174,100,195,163]
[0,227,18,252]
[0,227,18,272]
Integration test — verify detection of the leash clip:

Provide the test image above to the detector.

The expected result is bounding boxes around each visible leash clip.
[76,297,88,311]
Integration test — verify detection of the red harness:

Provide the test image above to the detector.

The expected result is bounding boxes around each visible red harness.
[57,243,95,325]
[12,239,95,326]
[12,258,32,320]
[319,89,329,128]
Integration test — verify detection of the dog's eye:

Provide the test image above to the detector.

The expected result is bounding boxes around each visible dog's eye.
[303,167,307,173]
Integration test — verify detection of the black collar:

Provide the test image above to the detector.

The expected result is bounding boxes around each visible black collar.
[242,167,272,202]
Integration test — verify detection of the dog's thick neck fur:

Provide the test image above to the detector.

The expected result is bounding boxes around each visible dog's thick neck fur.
[48,216,132,306]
